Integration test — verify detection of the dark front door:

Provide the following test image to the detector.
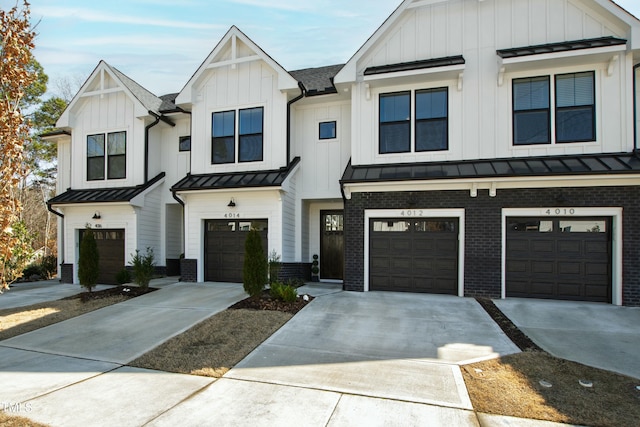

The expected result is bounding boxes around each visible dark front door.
[79,229,125,285]
[369,218,459,294]
[320,211,344,280]
[205,219,268,282]
[506,217,611,302]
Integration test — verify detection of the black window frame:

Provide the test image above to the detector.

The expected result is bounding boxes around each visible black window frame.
[238,106,264,163]
[415,87,449,152]
[512,76,551,145]
[212,110,236,164]
[555,71,595,143]
[319,121,337,140]
[179,135,191,152]
[86,131,126,181]
[379,91,411,154]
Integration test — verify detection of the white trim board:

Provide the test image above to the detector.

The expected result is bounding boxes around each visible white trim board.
[363,208,465,295]
[501,207,623,305]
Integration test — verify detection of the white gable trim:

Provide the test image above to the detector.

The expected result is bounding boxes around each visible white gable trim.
[176,26,299,106]
[57,61,150,128]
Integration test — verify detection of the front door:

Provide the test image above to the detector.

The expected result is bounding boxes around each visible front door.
[320,211,344,280]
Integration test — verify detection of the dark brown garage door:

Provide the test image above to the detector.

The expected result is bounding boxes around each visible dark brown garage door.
[506,217,611,302]
[205,219,268,282]
[79,229,125,285]
[369,218,458,294]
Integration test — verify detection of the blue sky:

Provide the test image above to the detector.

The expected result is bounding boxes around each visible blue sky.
[2,0,639,96]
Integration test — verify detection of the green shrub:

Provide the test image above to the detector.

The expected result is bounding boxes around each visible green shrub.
[41,255,58,279]
[269,281,298,303]
[129,247,155,289]
[22,263,43,278]
[115,268,131,285]
[243,228,267,299]
[78,228,100,292]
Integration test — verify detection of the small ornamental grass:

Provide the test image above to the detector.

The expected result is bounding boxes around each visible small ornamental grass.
[269,281,298,303]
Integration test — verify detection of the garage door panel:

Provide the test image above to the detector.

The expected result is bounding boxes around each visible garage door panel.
[506,217,611,303]
[80,229,124,285]
[370,218,458,294]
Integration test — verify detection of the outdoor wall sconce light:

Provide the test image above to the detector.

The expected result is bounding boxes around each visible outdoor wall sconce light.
[92,211,101,220]
[227,198,236,207]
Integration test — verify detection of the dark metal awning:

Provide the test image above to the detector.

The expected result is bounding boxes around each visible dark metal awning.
[341,153,640,184]
[172,157,300,192]
[497,36,627,59]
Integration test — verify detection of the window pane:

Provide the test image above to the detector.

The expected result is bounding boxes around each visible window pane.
[414,221,456,232]
[416,119,447,151]
[108,155,126,179]
[508,220,553,232]
[208,221,235,232]
[416,88,447,119]
[514,110,550,144]
[239,107,263,135]
[239,134,263,162]
[179,136,191,152]
[556,72,594,107]
[212,111,235,137]
[380,92,410,123]
[87,134,105,157]
[319,121,336,139]
[372,220,410,232]
[87,157,105,181]
[559,220,606,233]
[212,137,235,163]
[557,107,594,142]
[107,132,126,155]
[380,122,410,153]
[514,77,549,111]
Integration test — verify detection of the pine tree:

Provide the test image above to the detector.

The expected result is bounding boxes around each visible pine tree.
[243,228,267,299]
[78,229,99,292]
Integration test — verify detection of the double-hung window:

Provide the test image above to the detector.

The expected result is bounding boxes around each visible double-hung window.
[379,88,448,154]
[513,71,594,145]
[87,131,126,181]
[212,107,264,164]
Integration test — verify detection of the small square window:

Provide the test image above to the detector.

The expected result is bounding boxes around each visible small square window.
[179,136,191,152]
[319,121,337,140]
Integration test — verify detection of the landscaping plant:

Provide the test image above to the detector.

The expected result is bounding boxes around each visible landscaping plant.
[268,249,281,284]
[269,281,298,303]
[130,247,155,289]
[243,228,267,299]
[78,228,99,292]
[115,268,131,285]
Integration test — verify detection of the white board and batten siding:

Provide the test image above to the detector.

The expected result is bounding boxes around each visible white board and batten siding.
[135,185,164,262]
[350,0,635,167]
[294,101,352,199]
[189,59,289,176]
[182,190,284,282]
[159,116,192,199]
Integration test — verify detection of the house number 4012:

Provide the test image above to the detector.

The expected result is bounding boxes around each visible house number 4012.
[545,208,576,215]
[400,210,424,217]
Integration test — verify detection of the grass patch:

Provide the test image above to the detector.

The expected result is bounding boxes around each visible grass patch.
[0,411,49,426]
[463,351,640,427]
[129,309,292,377]
[0,296,127,341]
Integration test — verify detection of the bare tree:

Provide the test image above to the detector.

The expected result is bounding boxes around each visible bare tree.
[0,1,37,289]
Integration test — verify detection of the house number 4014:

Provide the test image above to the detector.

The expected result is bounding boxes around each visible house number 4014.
[545,208,576,215]
[224,212,240,218]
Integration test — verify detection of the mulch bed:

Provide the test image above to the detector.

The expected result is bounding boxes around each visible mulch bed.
[229,290,313,314]
[63,285,158,302]
[476,297,543,352]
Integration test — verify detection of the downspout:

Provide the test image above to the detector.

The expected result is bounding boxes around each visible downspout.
[286,82,306,166]
[171,188,185,207]
[634,63,640,153]
[145,111,176,183]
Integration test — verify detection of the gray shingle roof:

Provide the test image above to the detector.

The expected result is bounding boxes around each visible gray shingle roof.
[341,153,640,183]
[290,65,343,96]
[159,93,179,113]
[497,36,627,59]
[172,157,300,191]
[48,173,165,206]
[109,64,163,113]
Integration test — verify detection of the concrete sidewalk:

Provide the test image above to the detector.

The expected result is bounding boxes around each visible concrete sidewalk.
[495,298,640,379]
[0,281,111,310]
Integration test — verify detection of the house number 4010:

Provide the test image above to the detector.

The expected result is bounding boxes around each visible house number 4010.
[545,208,576,215]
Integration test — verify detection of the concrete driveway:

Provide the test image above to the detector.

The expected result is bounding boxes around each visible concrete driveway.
[1,285,536,426]
[495,298,640,379]
[150,292,520,426]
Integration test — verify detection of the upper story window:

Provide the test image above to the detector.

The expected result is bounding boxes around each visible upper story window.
[513,71,594,145]
[379,88,448,154]
[87,131,126,181]
[179,136,191,152]
[319,121,337,140]
[212,107,263,164]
